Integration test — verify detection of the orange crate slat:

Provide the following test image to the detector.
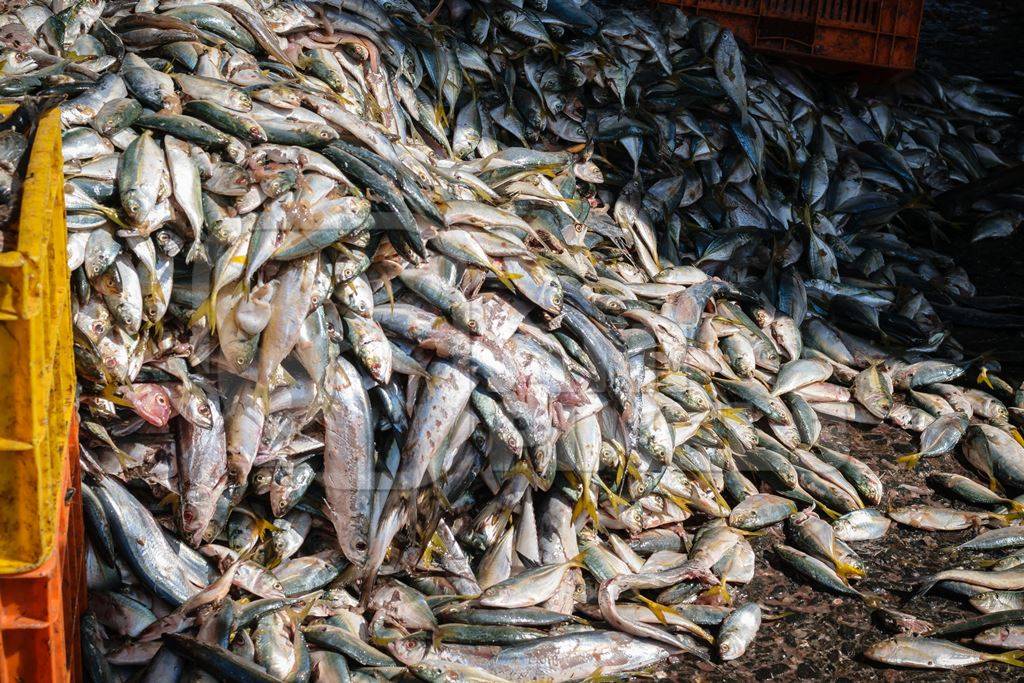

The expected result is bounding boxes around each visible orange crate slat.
[663,0,924,71]
[0,104,83,683]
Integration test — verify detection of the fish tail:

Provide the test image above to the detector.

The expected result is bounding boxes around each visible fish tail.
[910,580,938,601]
[993,650,1024,667]
[834,559,866,580]
[98,205,130,230]
[254,382,271,411]
[186,240,209,266]
[571,479,601,529]
[700,582,732,605]
[595,475,628,510]
[634,594,673,621]
[491,266,521,292]
[998,511,1024,524]
[860,593,884,609]
[989,475,1006,494]
[694,468,731,514]
[188,297,213,332]
[814,500,841,520]
[255,517,280,539]
[896,452,921,468]
[289,591,319,625]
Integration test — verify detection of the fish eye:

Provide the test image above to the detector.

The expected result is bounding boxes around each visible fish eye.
[156,395,167,406]
[468,320,478,330]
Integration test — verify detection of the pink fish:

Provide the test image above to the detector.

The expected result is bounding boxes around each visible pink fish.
[124,383,176,427]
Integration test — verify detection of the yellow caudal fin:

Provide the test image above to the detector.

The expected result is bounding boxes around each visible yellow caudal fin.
[571,477,601,529]
[896,452,921,469]
[255,517,280,540]
[595,476,628,511]
[833,558,866,580]
[700,582,732,605]
[996,511,1024,525]
[992,650,1024,667]
[188,297,214,333]
[489,265,522,292]
[99,384,133,408]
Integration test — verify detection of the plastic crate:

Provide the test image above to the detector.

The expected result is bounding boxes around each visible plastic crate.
[0,418,82,683]
[0,104,82,682]
[0,104,75,572]
[663,0,925,71]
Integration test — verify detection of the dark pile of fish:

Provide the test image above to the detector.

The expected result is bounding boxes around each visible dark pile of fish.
[0,95,56,244]
[4,0,1024,678]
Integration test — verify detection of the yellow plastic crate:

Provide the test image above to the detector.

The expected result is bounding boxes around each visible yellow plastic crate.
[0,104,75,573]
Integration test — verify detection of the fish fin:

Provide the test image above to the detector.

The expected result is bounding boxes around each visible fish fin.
[489,266,522,292]
[989,475,1006,495]
[188,297,213,332]
[99,384,134,408]
[860,593,884,608]
[699,582,732,605]
[896,452,921,468]
[834,559,866,580]
[997,511,1024,524]
[595,475,628,511]
[289,591,319,625]
[516,551,541,571]
[565,549,588,571]
[634,594,677,623]
[910,579,939,601]
[157,491,179,510]
[571,481,601,529]
[186,240,209,266]
[991,650,1024,667]
[977,367,994,390]
[762,610,794,621]
[665,494,692,516]
[93,205,131,230]
[254,383,271,412]
[255,517,280,539]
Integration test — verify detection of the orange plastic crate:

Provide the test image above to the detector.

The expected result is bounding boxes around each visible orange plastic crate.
[0,416,82,683]
[663,0,925,71]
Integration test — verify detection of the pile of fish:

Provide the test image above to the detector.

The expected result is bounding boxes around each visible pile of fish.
[0,94,54,244]
[4,0,1024,677]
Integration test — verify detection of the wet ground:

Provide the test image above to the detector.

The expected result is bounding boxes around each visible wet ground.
[657,3,1024,679]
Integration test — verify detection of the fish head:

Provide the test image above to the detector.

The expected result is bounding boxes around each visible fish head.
[125,382,175,426]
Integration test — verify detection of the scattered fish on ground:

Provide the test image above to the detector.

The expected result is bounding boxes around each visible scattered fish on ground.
[3,0,1024,678]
